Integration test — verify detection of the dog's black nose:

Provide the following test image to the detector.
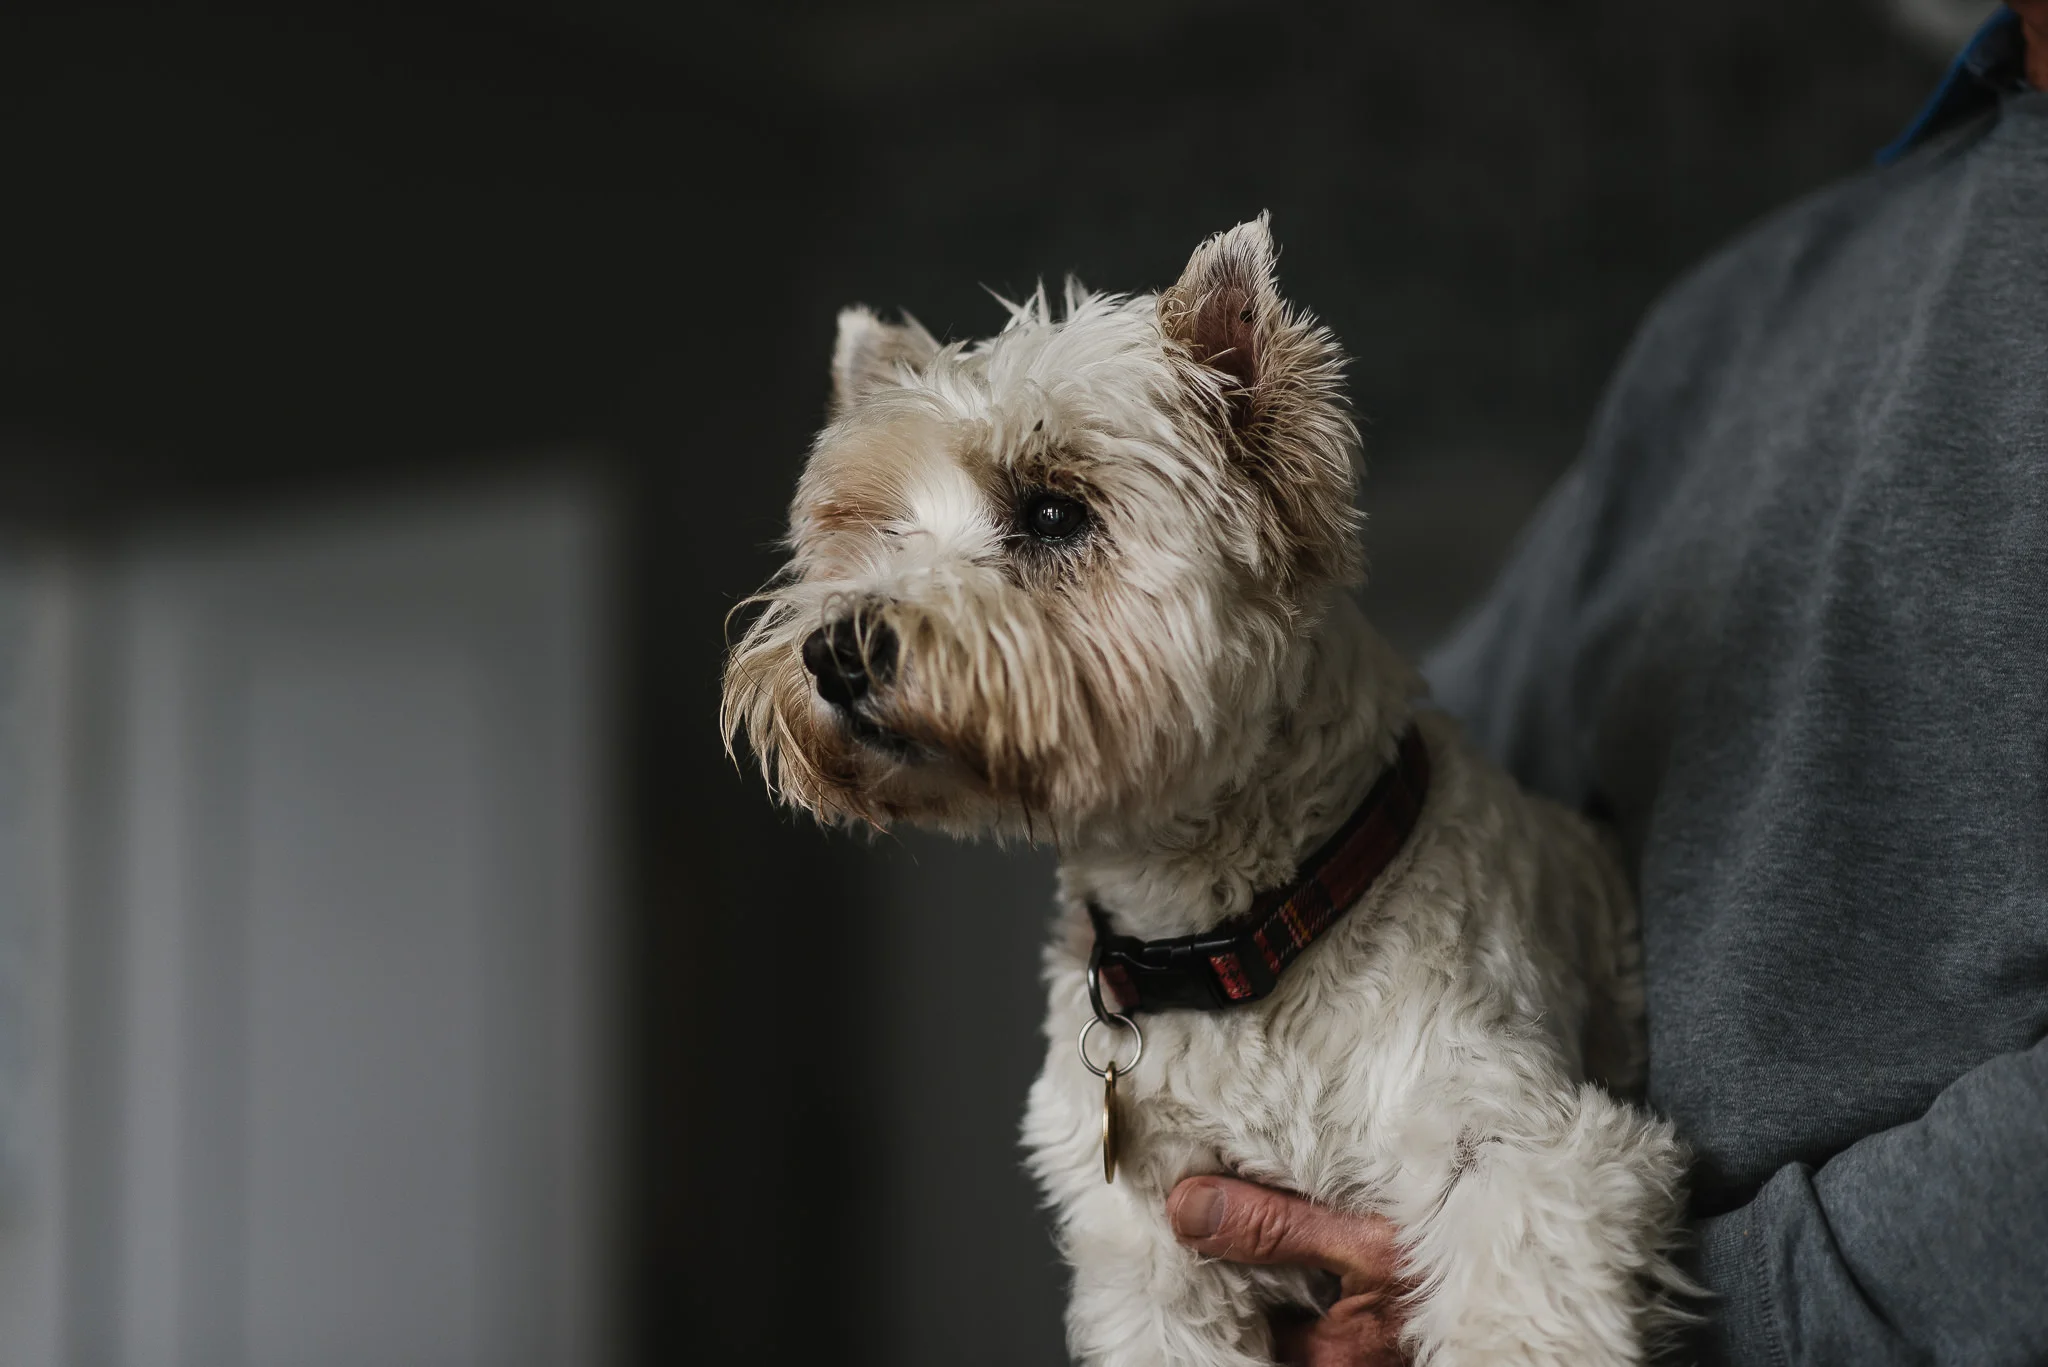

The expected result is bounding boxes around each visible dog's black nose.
[802,614,897,707]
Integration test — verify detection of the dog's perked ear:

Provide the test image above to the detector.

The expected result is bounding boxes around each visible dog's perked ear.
[1159,214,1362,593]
[1159,216,1285,416]
[830,306,941,418]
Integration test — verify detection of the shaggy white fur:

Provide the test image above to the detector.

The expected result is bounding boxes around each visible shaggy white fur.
[722,217,1690,1365]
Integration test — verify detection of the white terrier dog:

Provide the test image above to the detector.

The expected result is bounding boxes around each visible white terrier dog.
[722,217,1689,1366]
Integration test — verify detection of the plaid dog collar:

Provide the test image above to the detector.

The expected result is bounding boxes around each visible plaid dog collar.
[1087,726,1431,1014]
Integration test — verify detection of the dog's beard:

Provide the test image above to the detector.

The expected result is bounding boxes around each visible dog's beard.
[722,585,1146,832]
[722,544,1299,838]
[837,704,934,764]
[719,639,910,824]
[720,607,998,828]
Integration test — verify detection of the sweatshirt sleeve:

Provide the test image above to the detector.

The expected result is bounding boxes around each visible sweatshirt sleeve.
[1422,447,1604,810]
[1441,486,2048,1365]
[1689,1039,2048,1366]
[1428,390,2048,1366]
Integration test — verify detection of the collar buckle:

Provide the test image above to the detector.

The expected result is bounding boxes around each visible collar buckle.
[1088,908,1279,1013]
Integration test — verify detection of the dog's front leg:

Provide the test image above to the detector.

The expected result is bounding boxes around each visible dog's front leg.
[1395,1081,1691,1367]
[1057,1178,1285,1367]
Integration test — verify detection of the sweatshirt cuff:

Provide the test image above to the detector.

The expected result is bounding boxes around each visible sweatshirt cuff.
[1685,1179,1792,1367]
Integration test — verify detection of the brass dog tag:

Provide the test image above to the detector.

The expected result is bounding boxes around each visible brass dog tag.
[1102,1062,1122,1184]
[1078,1009,1141,1185]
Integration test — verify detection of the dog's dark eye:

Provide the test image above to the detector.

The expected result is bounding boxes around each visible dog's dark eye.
[1020,492,1089,543]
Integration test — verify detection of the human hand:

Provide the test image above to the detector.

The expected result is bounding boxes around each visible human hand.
[1168,1176,1414,1367]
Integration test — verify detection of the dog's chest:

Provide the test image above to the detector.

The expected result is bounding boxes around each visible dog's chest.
[1031,937,1443,1211]
[1146,1012,1391,1190]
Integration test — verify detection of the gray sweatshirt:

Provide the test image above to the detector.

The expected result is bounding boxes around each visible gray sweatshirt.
[1422,62,2048,1367]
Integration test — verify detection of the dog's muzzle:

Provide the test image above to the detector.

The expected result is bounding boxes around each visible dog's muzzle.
[802,611,897,707]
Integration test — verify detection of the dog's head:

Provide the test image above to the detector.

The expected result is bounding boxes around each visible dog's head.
[721,216,1361,836]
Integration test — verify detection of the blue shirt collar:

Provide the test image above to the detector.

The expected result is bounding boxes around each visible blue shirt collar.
[1878,6,2030,164]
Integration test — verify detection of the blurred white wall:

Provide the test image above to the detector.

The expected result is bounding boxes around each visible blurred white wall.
[0,479,617,1367]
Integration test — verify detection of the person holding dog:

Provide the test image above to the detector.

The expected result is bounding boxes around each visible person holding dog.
[1168,5,2048,1364]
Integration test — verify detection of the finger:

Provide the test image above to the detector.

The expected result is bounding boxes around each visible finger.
[1168,1177,1405,1291]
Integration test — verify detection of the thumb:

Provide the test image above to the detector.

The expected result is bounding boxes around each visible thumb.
[1167,1176,1404,1293]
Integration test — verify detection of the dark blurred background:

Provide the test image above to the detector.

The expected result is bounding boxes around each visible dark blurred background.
[0,1,1981,1363]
